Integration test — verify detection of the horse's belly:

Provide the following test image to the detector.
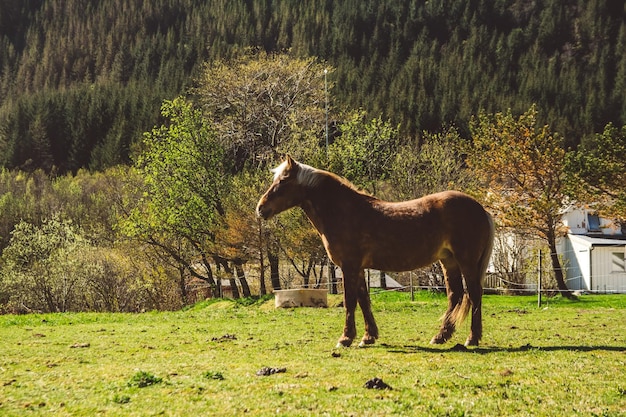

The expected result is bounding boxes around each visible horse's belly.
[363,242,445,272]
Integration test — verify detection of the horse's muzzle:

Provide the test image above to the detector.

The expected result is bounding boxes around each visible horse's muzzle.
[256,203,273,220]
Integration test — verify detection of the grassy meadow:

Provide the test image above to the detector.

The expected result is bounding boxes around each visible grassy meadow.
[1,292,625,416]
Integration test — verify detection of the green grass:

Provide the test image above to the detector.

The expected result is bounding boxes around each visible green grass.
[1,292,625,416]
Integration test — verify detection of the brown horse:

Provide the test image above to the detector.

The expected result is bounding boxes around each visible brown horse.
[256,156,494,348]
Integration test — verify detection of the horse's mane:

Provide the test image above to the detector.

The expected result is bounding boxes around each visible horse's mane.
[296,161,371,196]
[272,158,370,196]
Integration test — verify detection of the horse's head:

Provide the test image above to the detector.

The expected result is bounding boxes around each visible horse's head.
[256,156,314,220]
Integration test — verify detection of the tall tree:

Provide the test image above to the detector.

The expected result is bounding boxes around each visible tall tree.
[194,50,328,171]
[566,123,626,223]
[466,105,575,298]
[195,51,329,291]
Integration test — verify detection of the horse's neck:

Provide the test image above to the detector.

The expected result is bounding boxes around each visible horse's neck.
[300,178,372,236]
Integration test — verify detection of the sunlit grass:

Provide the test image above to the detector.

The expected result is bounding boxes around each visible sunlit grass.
[1,293,625,416]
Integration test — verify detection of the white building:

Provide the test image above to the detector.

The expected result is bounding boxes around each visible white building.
[558,207,626,293]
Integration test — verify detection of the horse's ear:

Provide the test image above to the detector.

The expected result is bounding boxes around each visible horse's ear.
[285,155,294,168]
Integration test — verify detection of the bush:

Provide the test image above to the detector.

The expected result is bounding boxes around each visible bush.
[0,217,92,312]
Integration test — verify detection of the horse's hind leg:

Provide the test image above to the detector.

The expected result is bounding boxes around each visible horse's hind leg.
[464,274,483,346]
[430,258,464,344]
[464,214,492,346]
[356,273,378,347]
[336,267,359,348]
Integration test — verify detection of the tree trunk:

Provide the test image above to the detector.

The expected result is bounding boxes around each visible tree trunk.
[203,262,220,298]
[229,278,240,299]
[216,258,240,299]
[259,259,267,295]
[301,258,313,288]
[330,262,338,294]
[547,239,576,299]
[41,277,57,313]
[258,219,267,295]
[268,249,281,291]
[235,263,251,297]
[178,265,188,305]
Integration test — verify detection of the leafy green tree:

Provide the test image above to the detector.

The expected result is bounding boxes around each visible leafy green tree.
[120,97,228,299]
[0,166,184,312]
[389,127,475,200]
[327,110,398,194]
[47,168,127,245]
[0,169,57,252]
[0,169,26,251]
[466,106,575,298]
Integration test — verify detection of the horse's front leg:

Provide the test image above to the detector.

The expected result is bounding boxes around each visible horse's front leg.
[336,267,358,348]
[356,272,378,347]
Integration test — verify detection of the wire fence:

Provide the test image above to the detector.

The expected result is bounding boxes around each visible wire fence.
[187,243,626,300]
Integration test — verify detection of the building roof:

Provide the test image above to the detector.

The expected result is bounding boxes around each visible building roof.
[568,233,626,247]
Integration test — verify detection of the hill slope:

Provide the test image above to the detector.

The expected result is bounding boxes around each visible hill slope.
[0,0,624,172]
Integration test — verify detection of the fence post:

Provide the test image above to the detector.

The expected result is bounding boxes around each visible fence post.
[410,271,414,301]
[538,249,542,308]
[326,258,330,293]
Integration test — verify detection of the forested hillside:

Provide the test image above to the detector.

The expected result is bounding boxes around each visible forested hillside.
[0,0,624,173]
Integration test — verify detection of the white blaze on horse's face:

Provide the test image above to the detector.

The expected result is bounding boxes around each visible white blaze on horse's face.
[256,157,309,220]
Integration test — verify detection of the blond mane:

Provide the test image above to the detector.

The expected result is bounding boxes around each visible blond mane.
[272,159,370,194]
[271,160,322,188]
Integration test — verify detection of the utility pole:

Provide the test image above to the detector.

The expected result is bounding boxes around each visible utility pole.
[324,68,329,157]
[538,249,542,307]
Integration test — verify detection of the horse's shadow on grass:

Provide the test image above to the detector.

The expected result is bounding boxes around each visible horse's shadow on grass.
[381,343,626,355]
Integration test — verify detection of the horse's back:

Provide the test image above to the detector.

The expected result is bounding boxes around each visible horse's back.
[410,190,492,244]
[376,190,488,230]
[361,191,492,271]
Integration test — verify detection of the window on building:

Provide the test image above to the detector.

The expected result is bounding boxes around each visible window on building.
[587,213,601,232]
[612,252,625,272]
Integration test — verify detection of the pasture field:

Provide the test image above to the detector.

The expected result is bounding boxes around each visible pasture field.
[1,292,625,416]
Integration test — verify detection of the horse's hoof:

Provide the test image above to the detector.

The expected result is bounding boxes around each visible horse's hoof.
[464,338,479,347]
[358,335,377,348]
[430,335,447,345]
[369,328,380,340]
[336,338,353,348]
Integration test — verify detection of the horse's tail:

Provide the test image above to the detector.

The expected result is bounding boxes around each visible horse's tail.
[449,211,495,328]
[449,293,472,328]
